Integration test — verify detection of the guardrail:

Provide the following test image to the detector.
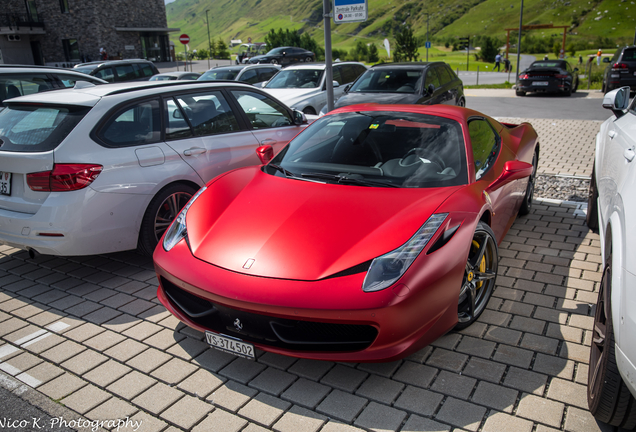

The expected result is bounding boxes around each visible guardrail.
[0,13,44,30]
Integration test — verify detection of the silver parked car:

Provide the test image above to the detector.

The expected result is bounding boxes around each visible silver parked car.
[0,81,309,256]
[0,65,107,109]
[586,86,636,428]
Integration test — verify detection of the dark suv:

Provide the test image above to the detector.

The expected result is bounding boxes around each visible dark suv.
[324,62,465,114]
[0,65,106,109]
[73,59,159,83]
[602,46,636,93]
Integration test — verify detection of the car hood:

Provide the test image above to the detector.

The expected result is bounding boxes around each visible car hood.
[185,167,460,281]
[263,88,320,105]
[335,92,420,108]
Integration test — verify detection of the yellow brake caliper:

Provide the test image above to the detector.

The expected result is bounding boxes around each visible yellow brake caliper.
[472,240,486,291]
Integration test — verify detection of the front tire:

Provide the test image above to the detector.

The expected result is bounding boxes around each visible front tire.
[305,57,313,62]
[516,89,526,96]
[270,59,278,65]
[456,97,465,107]
[456,222,498,330]
[302,107,316,115]
[137,183,197,256]
[588,254,636,429]
[587,166,599,231]
[519,150,538,216]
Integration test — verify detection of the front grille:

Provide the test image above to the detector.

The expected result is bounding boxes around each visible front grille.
[161,277,378,352]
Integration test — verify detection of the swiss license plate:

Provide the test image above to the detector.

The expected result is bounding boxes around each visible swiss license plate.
[205,331,255,360]
[633,71,636,76]
[0,172,11,196]
[533,81,549,86]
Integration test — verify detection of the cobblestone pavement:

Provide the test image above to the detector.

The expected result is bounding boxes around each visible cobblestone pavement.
[0,119,616,432]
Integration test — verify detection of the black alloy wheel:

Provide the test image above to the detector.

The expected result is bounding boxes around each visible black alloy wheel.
[586,166,599,231]
[587,254,636,428]
[519,150,538,216]
[138,184,197,256]
[456,221,498,329]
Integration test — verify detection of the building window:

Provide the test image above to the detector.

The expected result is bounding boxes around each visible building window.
[62,39,80,62]
[24,0,39,21]
[59,0,69,13]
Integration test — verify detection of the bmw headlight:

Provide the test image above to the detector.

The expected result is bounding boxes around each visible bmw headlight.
[162,187,207,252]
[362,213,448,292]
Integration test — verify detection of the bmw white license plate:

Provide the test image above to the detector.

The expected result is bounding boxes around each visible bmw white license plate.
[0,172,11,196]
[533,81,549,86]
[205,331,255,360]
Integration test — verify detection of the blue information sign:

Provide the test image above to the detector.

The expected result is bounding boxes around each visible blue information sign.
[333,0,368,24]
[425,41,431,49]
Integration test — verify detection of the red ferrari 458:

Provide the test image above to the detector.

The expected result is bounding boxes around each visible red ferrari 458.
[154,104,539,362]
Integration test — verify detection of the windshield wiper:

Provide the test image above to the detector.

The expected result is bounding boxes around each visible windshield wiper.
[269,165,325,183]
[301,172,398,188]
[269,164,296,178]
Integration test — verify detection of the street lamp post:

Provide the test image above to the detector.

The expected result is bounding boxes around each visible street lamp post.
[426,13,429,62]
[515,0,524,87]
[206,9,212,70]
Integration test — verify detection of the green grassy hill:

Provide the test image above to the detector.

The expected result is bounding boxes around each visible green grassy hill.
[166,0,636,55]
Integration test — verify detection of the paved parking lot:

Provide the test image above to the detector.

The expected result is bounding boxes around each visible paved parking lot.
[0,118,612,432]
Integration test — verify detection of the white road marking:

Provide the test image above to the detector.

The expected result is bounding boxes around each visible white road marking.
[0,345,19,360]
[16,372,41,388]
[14,329,48,346]
[47,321,70,333]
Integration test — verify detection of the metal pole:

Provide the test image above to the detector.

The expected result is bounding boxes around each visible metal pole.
[476,66,479,85]
[467,40,469,71]
[426,14,429,62]
[588,59,591,90]
[323,0,334,112]
[515,0,524,87]
[184,44,187,72]
[206,10,212,70]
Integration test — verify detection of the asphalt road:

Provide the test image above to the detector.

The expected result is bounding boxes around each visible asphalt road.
[465,90,610,121]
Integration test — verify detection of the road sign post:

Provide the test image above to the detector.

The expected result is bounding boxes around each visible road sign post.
[458,37,470,71]
[179,34,190,71]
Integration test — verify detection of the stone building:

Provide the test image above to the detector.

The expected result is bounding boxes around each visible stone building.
[0,0,179,66]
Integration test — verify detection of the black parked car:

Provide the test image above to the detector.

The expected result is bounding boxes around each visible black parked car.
[0,65,106,109]
[516,60,579,96]
[73,59,159,83]
[248,47,315,65]
[322,62,465,114]
[602,46,636,94]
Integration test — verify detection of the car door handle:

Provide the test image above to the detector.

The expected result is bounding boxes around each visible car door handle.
[608,130,617,139]
[183,147,206,156]
[625,147,635,162]
[261,139,277,145]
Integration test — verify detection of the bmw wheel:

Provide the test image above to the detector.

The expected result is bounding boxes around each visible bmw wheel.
[456,97,466,107]
[270,59,278,65]
[138,183,197,256]
[456,222,498,329]
[588,253,636,428]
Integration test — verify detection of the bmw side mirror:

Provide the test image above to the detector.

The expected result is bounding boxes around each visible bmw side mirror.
[333,81,340,88]
[603,86,630,118]
[427,84,435,95]
[256,145,274,165]
[344,84,351,93]
[293,109,307,125]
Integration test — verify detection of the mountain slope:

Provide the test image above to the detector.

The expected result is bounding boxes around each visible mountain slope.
[166,0,635,52]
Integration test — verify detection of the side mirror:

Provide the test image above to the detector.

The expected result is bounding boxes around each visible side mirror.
[603,86,630,118]
[344,84,351,93]
[427,84,435,95]
[486,160,533,193]
[172,109,183,119]
[256,145,274,164]
[603,57,611,63]
[333,80,340,88]
[293,109,307,125]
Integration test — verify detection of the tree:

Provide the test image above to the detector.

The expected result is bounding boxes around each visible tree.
[394,26,419,62]
[553,41,561,59]
[478,36,499,63]
[567,43,576,57]
[350,41,369,62]
[196,48,209,60]
[209,39,217,59]
[216,38,230,59]
[367,44,379,63]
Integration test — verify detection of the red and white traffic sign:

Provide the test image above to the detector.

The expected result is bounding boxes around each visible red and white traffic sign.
[179,34,190,45]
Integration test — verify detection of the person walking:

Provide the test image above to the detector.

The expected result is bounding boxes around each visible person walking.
[494,53,501,71]
[596,48,602,66]
[579,55,583,65]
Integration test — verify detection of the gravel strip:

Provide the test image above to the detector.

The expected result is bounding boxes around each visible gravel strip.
[534,174,589,202]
